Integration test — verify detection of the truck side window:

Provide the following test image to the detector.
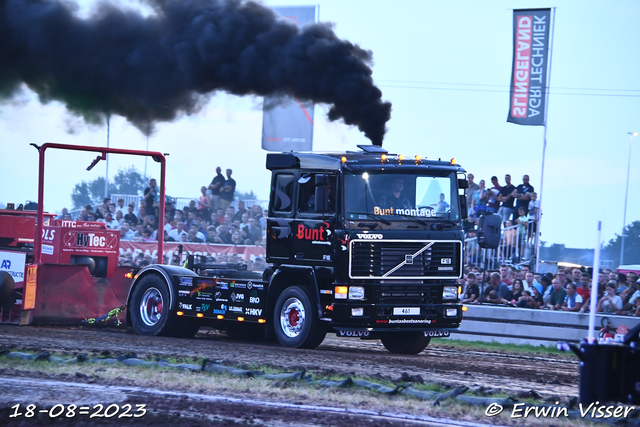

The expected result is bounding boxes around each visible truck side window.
[272,174,295,214]
[298,173,336,216]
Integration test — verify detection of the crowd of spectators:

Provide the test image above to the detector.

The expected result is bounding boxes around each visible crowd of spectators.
[60,169,267,247]
[463,173,539,261]
[459,264,640,317]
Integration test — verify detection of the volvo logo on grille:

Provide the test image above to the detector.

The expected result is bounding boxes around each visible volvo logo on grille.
[405,254,414,265]
[356,233,383,240]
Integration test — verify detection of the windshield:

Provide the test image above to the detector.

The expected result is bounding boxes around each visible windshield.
[344,172,460,221]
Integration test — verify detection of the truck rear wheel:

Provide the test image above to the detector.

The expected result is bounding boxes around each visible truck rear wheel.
[130,274,175,337]
[380,332,431,354]
[274,286,326,349]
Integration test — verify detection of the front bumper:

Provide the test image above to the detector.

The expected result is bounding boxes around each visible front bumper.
[329,302,462,331]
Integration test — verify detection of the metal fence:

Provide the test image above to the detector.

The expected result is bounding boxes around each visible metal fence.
[464,223,535,269]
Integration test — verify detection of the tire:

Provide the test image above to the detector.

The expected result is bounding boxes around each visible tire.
[380,332,431,354]
[129,274,175,337]
[273,286,326,349]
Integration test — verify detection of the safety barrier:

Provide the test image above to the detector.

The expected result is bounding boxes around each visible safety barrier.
[453,304,640,346]
[464,224,535,269]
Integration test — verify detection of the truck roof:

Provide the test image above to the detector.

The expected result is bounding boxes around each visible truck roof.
[266,145,465,173]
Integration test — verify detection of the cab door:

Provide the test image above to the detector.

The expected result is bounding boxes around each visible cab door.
[292,173,337,264]
[266,172,297,263]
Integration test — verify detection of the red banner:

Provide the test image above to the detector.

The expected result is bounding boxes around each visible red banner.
[119,241,265,262]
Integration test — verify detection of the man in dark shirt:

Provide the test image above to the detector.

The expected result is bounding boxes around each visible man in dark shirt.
[379,178,411,210]
[124,204,138,226]
[498,174,515,225]
[513,174,535,221]
[209,167,225,210]
[143,178,158,216]
[219,169,236,211]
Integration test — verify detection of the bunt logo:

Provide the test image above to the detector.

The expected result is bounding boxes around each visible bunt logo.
[245,308,263,316]
[296,222,330,241]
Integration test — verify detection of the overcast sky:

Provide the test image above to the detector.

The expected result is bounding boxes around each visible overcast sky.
[1,0,639,251]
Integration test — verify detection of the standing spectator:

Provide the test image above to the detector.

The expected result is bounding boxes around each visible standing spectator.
[219,169,236,211]
[512,174,535,221]
[499,265,513,287]
[498,174,516,225]
[486,176,502,214]
[561,283,583,312]
[546,278,567,310]
[501,221,517,261]
[527,192,539,244]
[208,167,225,211]
[143,178,158,216]
[197,186,211,220]
[597,282,623,313]
[465,174,479,217]
[515,207,528,256]
[470,179,488,218]
[124,204,138,226]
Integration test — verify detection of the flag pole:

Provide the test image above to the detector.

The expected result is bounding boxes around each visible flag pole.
[535,7,556,271]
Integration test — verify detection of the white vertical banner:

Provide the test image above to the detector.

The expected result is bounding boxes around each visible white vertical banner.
[261,6,317,152]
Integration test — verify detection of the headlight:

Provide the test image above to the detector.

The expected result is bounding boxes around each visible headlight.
[445,308,458,317]
[349,286,365,300]
[443,286,458,301]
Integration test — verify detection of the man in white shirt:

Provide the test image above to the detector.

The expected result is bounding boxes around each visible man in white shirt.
[168,221,188,242]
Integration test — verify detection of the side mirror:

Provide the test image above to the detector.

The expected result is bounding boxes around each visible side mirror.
[459,194,467,219]
[458,178,469,189]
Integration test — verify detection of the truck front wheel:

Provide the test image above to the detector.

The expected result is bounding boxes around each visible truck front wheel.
[274,286,326,349]
[380,332,431,354]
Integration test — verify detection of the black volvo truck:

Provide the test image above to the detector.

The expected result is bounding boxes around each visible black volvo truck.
[127,145,468,354]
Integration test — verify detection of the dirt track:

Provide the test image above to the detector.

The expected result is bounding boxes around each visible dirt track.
[0,324,579,399]
[0,325,585,426]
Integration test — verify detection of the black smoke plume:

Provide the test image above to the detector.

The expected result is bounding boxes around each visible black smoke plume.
[0,0,391,145]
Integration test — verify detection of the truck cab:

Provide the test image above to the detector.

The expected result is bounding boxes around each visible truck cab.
[265,145,467,353]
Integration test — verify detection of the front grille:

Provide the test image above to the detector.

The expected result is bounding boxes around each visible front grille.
[349,240,462,279]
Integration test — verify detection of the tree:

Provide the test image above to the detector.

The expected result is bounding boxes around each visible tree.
[603,220,640,267]
[70,167,148,209]
[235,190,258,201]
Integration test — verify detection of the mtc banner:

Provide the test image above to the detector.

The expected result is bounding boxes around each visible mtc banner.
[261,6,317,151]
[507,8,551,126]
